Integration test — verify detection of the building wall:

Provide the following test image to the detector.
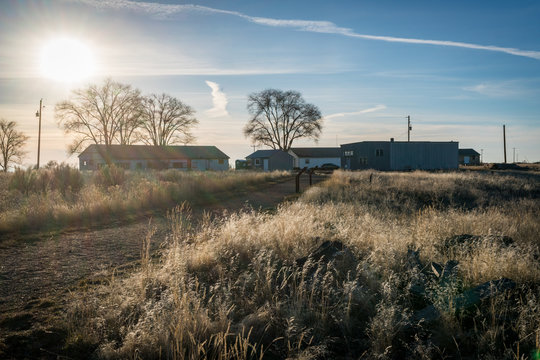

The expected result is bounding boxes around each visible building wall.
[269,151,294,171]
[459,155,480,165]
[79,154,228,171]
[390,142,458,170]
[341,142,391,170]
[341,141,458,171]
[297,157,341,168]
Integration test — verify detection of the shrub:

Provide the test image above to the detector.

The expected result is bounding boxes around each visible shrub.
[9,167,38,195]
[93,165,126,188]
[51,163,84,195]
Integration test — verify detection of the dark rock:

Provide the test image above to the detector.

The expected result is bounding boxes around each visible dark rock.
[296,240,353,267]
[406,249,423,270]
[412,278,516,324]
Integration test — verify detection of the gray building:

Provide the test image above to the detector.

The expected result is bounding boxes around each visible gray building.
[458,148,481,165]
[341,140,458,171]
[78,144,229,171]
[246,150,294,171]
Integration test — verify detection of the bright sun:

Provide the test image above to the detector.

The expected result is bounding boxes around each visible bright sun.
[39,37,96,82]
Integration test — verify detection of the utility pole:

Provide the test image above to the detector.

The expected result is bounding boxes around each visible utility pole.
[503,125,507,164]
[35,99,43,169]
[480,149,484,164]
[513,147,516,163]
[407,115,412,142]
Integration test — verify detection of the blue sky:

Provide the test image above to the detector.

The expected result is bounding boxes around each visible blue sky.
[1,0,539,166]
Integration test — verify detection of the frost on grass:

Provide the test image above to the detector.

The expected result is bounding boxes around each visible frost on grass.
[66,170,540,359]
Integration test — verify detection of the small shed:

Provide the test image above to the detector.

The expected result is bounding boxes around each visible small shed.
[245,150,294,171]
[458,149,481,165]
[78,144,229,171]
[288,147,341,168]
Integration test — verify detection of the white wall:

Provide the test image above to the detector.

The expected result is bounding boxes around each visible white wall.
[298,157,341,168]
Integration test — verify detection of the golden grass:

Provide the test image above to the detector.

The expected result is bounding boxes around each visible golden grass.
[0,168,290,235]
[65,170,540,359]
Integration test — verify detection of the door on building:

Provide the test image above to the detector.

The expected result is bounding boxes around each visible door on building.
[263,159,269,171]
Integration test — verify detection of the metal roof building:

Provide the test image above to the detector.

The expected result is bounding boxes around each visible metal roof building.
[341,140,458,171]
[78,144,229,171]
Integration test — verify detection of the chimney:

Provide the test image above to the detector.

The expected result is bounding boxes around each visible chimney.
[390,138,394,142]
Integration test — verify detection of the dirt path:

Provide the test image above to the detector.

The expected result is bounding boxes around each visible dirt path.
[0,175,326,316]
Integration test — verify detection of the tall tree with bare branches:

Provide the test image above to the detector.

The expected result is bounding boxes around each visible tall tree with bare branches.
[140,93,198,146]
[244,89,323,150]
[0,119,29,172]
[55,78,143,153]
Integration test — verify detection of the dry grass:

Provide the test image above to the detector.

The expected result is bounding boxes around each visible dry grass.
[0,167,290,235]
[65,170,540,359]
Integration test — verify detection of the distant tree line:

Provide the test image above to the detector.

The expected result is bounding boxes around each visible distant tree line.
[56,78,199,154]
[1,79,324,172]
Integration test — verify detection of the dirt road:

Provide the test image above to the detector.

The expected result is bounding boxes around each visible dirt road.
[0,174,327,317]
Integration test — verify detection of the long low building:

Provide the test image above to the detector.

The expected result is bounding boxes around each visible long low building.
[341,140,458,171]
[78,144,229,171]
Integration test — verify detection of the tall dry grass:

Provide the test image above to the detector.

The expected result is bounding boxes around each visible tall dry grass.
[65,170,540,359]
[0,166,290,235]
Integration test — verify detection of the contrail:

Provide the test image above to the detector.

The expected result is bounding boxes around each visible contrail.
[76,0,540,60]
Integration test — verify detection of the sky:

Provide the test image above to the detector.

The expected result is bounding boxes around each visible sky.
[1,0,539,167]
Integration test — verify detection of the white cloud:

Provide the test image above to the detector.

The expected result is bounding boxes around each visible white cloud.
[205,80,229,118]
[325,105,387,120]
[76,0,540,60]
[463,80,536,98]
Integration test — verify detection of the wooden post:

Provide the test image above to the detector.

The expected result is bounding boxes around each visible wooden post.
[296,167,307,193]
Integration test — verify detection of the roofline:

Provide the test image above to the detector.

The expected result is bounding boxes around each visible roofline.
[341,141,458,146]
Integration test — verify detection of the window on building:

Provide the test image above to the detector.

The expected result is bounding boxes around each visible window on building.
[376,149,384,157]
[83,160,87,166]
[360,157,368,165]
[136,162,143,169]
[172,162,185,169]
[255,158,261,165]
[218,159,224,164]
[116,162,130,169]
[344,150,354,157]
[305,159,310,164]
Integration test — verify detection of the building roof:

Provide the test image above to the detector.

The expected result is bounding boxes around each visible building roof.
[341,141,458,146]
[290,147,341,158]
[245,149,282,159]
[459,148,480,156]
[79,144,229,160]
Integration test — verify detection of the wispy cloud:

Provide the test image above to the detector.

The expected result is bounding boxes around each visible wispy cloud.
[76,0,540,60]
[463,79,540,98]
[326,105,387,120]
[205,80,229,118]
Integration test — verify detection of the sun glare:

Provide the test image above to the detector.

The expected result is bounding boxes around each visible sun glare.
[39,37,96,82]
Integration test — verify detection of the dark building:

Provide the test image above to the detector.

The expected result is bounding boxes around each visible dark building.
[341,140,458,171]
[458,149,481,165]
[245,150,294,171]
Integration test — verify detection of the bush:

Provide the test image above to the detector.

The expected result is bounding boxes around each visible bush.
[51,163,84,195]
[92,165,126,188]
[9,168,38,195]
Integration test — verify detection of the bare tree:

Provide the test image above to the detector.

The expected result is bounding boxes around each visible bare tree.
[0,119,29,172]
[140,93,198,146]
[244,89,322,150]
[55,78,143,153]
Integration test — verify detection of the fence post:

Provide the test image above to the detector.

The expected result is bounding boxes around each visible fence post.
[308,166,318,186]
[296,167,307,193]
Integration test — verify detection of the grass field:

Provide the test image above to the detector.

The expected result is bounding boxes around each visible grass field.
[0,165,289,235]
[62,170,540,359]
